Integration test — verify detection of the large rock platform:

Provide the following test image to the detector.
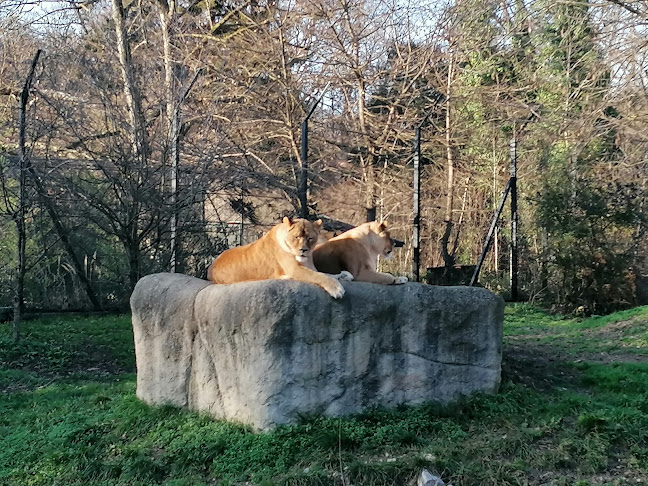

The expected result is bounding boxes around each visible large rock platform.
[131,273,504,429]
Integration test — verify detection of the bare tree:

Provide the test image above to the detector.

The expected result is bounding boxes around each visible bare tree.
[12,49,40,340]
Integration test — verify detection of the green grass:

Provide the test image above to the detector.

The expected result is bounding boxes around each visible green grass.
[504,303,648,357]
[1,307,648,485]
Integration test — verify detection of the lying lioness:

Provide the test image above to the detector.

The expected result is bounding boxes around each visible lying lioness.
[207,217,351,299]
[313,221,408,285]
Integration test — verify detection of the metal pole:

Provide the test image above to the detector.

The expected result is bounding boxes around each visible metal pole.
[470,179,511,286]
[510,137,519,301]
[299,119,308,219]
[411,94,445,281]
[413,127,421,282]
[298,83,330,220]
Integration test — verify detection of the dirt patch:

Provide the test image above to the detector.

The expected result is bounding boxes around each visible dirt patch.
[502,342,584,391]
[0,340,134,393]
[582,318,648,351]
[503,318,648,391]
[506,317,648,363]
[74,341,135,375]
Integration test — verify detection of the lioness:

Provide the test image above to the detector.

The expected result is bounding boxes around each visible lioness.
[313,221,408,285]
[207,217,351,299]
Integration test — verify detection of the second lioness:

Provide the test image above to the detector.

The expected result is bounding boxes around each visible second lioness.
[313,221,408,285]
[208,217,350,298]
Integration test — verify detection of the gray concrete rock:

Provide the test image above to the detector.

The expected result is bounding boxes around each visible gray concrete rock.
[131,273,504,429]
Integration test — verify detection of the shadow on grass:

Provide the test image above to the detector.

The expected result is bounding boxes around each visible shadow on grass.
[0,314,134,392]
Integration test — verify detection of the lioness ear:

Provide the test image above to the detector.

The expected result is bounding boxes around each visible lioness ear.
[313,219,323,229]
[282,216,293,226]
[378,222,387,232]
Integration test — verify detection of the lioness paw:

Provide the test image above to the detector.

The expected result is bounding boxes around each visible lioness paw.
[335,271,354,282]
[325,279,345,299]
[394,276,408,285]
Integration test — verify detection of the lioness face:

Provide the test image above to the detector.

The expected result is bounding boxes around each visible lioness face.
[380,231,394,259]
[282,217,322,263]
[371,222,394,259]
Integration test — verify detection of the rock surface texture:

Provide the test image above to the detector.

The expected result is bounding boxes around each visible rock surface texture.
[131,273,504,430]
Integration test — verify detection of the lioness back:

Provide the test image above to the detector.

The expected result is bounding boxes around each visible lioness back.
[207,237,282,284]
[312,239,368,277]
[313,221,407,285]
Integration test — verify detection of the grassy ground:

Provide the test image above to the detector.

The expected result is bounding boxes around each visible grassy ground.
[1,305,647,486]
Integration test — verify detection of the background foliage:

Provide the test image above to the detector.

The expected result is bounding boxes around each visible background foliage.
[0,0,647,312]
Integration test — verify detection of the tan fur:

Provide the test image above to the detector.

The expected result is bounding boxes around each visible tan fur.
[207,217,346,298]
[313,221,408,285]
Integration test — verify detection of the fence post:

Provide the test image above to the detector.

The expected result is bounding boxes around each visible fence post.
[509,137,518,301]
[298,83,330,220]
[413,126,421,282]
[299,119,309,219]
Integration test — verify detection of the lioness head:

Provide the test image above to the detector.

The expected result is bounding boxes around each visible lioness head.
[278,217,322,263]
[370,221,394,259]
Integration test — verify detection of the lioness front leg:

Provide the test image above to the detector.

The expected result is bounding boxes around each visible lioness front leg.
[331,270,354,282]
[357,269,407,285]
[287,266,346,299]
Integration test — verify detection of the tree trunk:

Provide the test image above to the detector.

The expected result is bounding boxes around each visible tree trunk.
[539,150,549,290]
[111,0,149,291]
[450,176,470,257]
[111,0,149,162]
[363,154,377,222]
[126,231,141,292]
[357,87,377,222]
[159,0,179,272]
[13,49,41,341]
[352,28,376,222]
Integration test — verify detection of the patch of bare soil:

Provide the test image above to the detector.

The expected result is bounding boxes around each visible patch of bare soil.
[0,342,133,394]
[581,319,648,360]
[501,342,584,391]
